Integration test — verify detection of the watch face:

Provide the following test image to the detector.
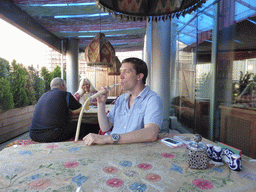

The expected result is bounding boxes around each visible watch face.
[112,134,120,142]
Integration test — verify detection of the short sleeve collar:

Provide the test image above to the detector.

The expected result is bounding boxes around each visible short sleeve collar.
[125,86,150,100]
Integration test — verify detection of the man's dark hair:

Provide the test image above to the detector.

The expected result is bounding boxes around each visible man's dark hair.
[122,57,148,84]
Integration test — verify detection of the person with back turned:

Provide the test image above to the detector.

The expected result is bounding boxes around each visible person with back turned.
[29,77,99,142]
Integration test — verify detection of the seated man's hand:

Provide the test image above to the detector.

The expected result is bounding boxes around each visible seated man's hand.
[83,133,111,146]
[97,86,109,104]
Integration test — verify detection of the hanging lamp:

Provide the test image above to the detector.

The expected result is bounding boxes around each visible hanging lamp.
[96,0,206,22]
[84,32,115,67]
[108,56,121,75]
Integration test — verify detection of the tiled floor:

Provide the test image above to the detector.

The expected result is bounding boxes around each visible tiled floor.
[0,120,192,151]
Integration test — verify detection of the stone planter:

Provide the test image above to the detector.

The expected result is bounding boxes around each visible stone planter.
[0,105,35,143]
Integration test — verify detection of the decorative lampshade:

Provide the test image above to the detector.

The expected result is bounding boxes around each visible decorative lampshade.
[85,33,115,66]
[96,0,206,21]
[108,56,121,75]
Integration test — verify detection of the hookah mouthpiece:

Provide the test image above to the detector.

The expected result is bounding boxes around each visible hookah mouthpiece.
[90,84,119,100]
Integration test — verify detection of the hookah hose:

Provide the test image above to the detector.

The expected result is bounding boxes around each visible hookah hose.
[74,84,119,141]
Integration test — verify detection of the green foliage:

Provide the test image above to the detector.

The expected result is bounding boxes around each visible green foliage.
[0,58,66,110]
[51,65,66,80]
[34,76,45,101]
[51,65,61,78]
[41,65,66,92]
[0,57,10,79]
[0,58,13,111]
[41,66,52,92]
[0,78,14,111]
[10,60,29,108]
[238,71,254,94]
[24,67,36,105]
[27,66,45,101]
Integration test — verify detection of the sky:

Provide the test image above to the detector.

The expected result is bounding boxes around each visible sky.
[0,18,48,67]
[0,18,143,69]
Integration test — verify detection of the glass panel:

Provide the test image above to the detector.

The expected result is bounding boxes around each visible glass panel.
[172,0,256,154]
[172,15,197,132]
[216,0,256,144]
[195,4,214,139]
[235,0,256,21]
[172,0,215,138]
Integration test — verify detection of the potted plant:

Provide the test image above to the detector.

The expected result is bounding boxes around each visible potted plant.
[233,71,254,103]
[238,71,254,94]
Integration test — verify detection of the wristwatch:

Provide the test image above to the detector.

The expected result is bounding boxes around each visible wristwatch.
[111,133,120,144]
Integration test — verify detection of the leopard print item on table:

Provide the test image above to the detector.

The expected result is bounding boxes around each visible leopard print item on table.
[187,151,209,169]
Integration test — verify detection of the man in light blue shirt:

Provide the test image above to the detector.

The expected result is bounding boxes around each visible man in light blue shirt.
[83,57,163,145]
[107,86,163,134]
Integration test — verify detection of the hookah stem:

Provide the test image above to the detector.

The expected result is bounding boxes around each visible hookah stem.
[75,84,119,141]
[89,84,119,100]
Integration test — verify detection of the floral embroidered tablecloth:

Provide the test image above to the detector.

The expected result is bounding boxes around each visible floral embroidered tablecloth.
[0,134,256,192]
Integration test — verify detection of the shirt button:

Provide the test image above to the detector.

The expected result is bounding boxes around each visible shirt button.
[124,126,126,129]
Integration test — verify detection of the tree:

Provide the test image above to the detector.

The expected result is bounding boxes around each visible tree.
[24,67,36,105]
[41,66,52,92]
[0,58,14,111]
[51,65,61,78]
[10,60,29,108]
[50,65,66,80]
[0,57,10,79]
[34,76,45,101]
[0,78,14,111]
[41,65,66,92]
[27,66,45,101]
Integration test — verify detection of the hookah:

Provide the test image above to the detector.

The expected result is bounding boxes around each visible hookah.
[75,84,119,141]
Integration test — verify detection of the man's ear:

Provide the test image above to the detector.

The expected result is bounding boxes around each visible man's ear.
[60,83,65,90]
[137,73,144,81]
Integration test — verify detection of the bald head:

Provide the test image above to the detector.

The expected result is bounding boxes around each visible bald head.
[50,77,66,91]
